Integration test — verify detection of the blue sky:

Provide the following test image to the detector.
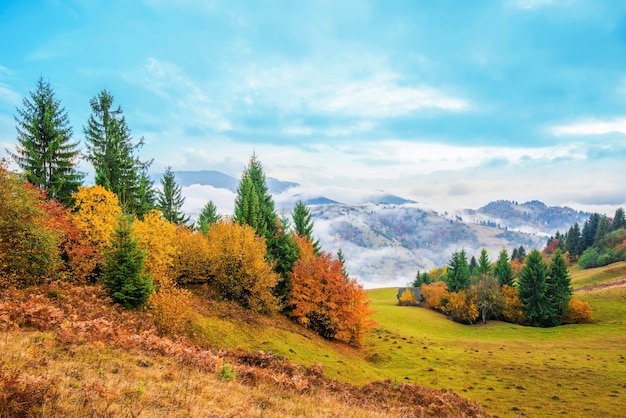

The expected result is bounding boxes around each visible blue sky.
[1,0,626,215]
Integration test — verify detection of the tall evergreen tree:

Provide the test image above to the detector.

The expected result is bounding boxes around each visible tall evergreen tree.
[593,215,609,248]
[612,207,626,231]
[156,167,189,225]
[546,249,572,320]
[337,248,349,277]
[292,200,320,253]
[447,249,470,292]
[102,216,153,309]
[476,248,491,277]
[84,89,153,216]
[469,255,478,276]
[10,76,83,205]
[582,214,600,250]
[234,154,298,301]
[196,200,221,234]
[518,249,557,327]
[565,223,583,257]
[494,248,514,287]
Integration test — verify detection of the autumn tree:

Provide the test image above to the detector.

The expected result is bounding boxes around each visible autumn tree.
[9,76,83,205]
[0,163,61,287]
[501,285,525,323]
[470,274,504,324]
[71,185,122,281]
[205,219,279,313]
[518,249,557,327]
[419,281,449,311]
[288,236,374,346]
[84,89,154,217]
[546,249,572,319]
[171,226,212,285]
[196,200,221,234]
[447,249,470,292]
[133,209,177,284]
[102,215,154,309]
[156,167,189,224]
[446,290,478,325]
[292,200,320,253]
[494,248,514,287]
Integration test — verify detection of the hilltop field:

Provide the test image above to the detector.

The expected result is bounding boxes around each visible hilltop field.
[2,261,625,417]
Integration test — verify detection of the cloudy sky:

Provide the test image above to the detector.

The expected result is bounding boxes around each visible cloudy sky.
[1,0,626,215]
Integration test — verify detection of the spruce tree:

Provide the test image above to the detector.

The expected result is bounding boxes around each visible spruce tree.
[292,200,320,253]
[494,248,514,287]
[612,208,626,231]
[518,249,557,327]
[476,248,491,277]
[10,76,83,205]
[469,256,478,276]
[84,89,153,216]
[546,249,572,319]
[565,223,583,257]
[196,200,221,234]
[156,167,189,225]
[593,215,609,248]
[102,216,153,309]
[447,249,470,292]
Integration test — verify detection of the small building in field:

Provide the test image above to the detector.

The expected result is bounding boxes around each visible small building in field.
[397,287,421,306]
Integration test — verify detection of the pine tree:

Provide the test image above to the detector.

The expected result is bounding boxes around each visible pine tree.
[234,154,298,301]
[515,245,526,262]
[476,248,491,277]
[546,249,572,320]
[10,76,83,205]
[494,248,514,287]
[565,223,583,257]
[156,167,189,225]
[518,249,557,327]
[102,216,153,309]
[84,90,153,216]
[292,200,320,253]
[337,248,349,277]
[447,249,470,292]
[593,215,609,248]
[469,256,478,276]
[612,207,626,231]
[582,213,600,250]
[196,200,221,234]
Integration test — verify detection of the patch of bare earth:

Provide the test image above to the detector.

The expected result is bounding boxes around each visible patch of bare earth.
[575,277,626,292]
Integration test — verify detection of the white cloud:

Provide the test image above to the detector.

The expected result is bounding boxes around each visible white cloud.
[181,184,236,221]
[550,118,626,136]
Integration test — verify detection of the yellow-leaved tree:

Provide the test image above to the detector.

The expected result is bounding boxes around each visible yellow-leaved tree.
[133,209,177,284]
[71,185,122,281]
[205,219,279,314]
[171,226,212,284]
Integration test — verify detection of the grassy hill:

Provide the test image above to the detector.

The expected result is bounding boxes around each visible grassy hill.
[2,261,625,417]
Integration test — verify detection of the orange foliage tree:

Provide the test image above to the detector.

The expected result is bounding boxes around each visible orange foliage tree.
[420,281,449,311]
[171,226,212,285]
[501,285,525,323]
[205,219,279,314]
[133,209,177,284]
[0,164,60,287]
[445,290,478,325]
[71,185,122,282]
[563,297,592,324]
[288,236,375,347]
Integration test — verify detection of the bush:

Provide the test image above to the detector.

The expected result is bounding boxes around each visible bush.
[563,297,592,324]
[398,288,417,306]
[501,285,525,324]
[445,290,478,324]
[149,278,193,336]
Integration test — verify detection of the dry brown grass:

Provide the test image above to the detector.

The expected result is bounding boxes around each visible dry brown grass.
[0,282,488,417]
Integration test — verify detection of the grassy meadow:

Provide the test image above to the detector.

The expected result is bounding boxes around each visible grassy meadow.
[185,262,626,417]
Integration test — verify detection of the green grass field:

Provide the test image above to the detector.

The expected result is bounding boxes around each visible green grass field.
[191,262,626,417]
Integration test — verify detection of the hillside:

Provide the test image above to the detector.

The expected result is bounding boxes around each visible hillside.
[2,261,625,417]
[311,203,546,287]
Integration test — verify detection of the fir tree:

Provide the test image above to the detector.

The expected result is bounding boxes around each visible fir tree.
[156,167,189,225]
[582,213,600,250]
[292,200,320,253]
[476,248,491,277]
[612,207,626,231]
[102,216,153,309]
[10,76,83,205]
[593,215,609,248]
[447,249,470,292]
[565,223,583,257]
[337,248,349,277]
[196,200,221,234]
[84,89,153,216]
[494,248,514,287]
[546,249,572,319]
[469,256,478,276]
[518,249,557,327]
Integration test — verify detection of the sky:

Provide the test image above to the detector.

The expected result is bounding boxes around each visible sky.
[1,0,626,216]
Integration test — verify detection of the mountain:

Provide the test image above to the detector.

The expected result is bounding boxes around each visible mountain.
[153,170,299,194]
[311,202,546,287]
[458,200,590,235]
